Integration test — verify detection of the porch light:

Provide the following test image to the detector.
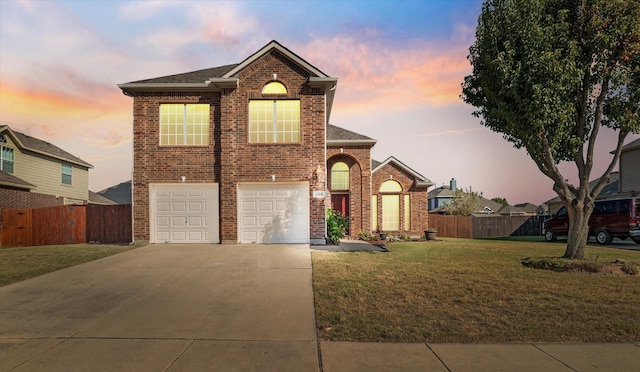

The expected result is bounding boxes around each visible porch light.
[271,175,276,181]
[181,176,186,183]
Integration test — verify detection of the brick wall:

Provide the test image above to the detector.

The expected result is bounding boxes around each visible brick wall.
[327,146,373,236]
[372,163,429,236]
[131,92,221,241]
[0,189,63,210]
[220,50,326,242]
[130,50,327,243]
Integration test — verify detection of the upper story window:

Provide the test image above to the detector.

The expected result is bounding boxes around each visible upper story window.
[1,146,14,174]
[61,163,72,185]
[159,103,210,146]
[249,82,300,143]
[262,81,287,94]
[331,162,349,190]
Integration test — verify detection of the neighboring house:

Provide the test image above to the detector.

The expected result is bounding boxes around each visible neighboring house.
[0,125,92,209]
[514,202,548,216]
[619,138,640,194]
[544,137,639,214]
[97,180,132,204]
[88,191,117,205]
[427,178,457,211]
[546,172,620,215]
[118,40,433,244]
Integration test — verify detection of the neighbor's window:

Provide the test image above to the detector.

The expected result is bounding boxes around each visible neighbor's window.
[249,100,300,143]
[331,162,349,190]
[1,146,14,174]
[159,103,210,146]
[61,163,72,185]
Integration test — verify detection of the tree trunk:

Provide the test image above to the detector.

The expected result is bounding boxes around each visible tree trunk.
[563,204,591,259]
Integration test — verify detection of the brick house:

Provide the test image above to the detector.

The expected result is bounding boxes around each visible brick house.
[119,40,432,244]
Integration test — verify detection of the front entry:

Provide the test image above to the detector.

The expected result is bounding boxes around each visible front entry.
[331,193,350,234]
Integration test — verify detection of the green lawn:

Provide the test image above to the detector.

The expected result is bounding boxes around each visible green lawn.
[312,238,640,343]
[0,243,142,287]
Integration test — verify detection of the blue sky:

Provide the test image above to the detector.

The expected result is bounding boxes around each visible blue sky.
[1,0,636,205]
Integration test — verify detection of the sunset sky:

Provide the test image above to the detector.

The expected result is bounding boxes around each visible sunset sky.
[1,0,637,205]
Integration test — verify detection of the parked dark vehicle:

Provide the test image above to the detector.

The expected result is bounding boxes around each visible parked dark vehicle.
[544,197,640,245]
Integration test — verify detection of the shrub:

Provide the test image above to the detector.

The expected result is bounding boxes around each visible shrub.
[358,230,374,241]
[326,208,349,244]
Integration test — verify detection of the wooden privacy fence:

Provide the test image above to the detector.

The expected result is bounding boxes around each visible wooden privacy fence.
[428,214,473,239]
[429,214,546,239]
[0,204,131,247]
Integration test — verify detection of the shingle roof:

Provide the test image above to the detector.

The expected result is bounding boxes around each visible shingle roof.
[0,170,35,190]
[622,138,640,152]
[327,124,376,144]
[1,125,92,168]
[89,191,117,205]
[125,64,239,84]
[372,156,433,188]
[428,186,454,198]
[97,180,132,204]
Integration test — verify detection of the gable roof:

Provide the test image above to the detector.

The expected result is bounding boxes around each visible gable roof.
[97,180,132,204]
[372,156,434,188]
[0,125,92,168]
[622,138,640,153]
[88,191,117,205]
[544,172,620,204]
[428,185,455,199]
[118,40,339,121]
[327,124,377,147]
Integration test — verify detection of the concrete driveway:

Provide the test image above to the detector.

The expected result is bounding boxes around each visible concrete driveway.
[0,244,318,371]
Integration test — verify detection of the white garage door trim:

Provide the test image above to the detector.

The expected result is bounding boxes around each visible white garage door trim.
[149,183,219,243]
[237,182,310,244]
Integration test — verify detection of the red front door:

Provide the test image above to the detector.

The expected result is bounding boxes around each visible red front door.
[331,194,350,234]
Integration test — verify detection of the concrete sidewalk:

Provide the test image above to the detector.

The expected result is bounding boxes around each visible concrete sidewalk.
[319,341,640,371]
[1,243,639,371]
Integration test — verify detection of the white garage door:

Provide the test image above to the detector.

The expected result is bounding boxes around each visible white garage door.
[150,184,219,243]
[238,183,309,244]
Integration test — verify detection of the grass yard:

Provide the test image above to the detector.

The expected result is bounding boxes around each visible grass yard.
[0,243,142,287]
[312,238,640,343]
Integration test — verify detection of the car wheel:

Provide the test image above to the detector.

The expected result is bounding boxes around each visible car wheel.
[633,237,640,244]
[595,230,613,245]
[544,229,557,242]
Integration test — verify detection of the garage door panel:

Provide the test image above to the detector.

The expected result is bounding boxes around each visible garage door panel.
[173,202,187,212]
[188,202,203,212]
[259,201,275,211]
[156,216,170,227]
[156,201,170,212]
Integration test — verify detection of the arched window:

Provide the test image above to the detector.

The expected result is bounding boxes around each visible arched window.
[249,81,299,143]
[262,81,287,94]
[331,162,349,190]
[380,180,402,193]
[380,180,402,230]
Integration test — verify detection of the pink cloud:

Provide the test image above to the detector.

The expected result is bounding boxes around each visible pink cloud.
[298,36,472,114]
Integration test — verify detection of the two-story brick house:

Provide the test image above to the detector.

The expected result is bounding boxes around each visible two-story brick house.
[119,40,432,244]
